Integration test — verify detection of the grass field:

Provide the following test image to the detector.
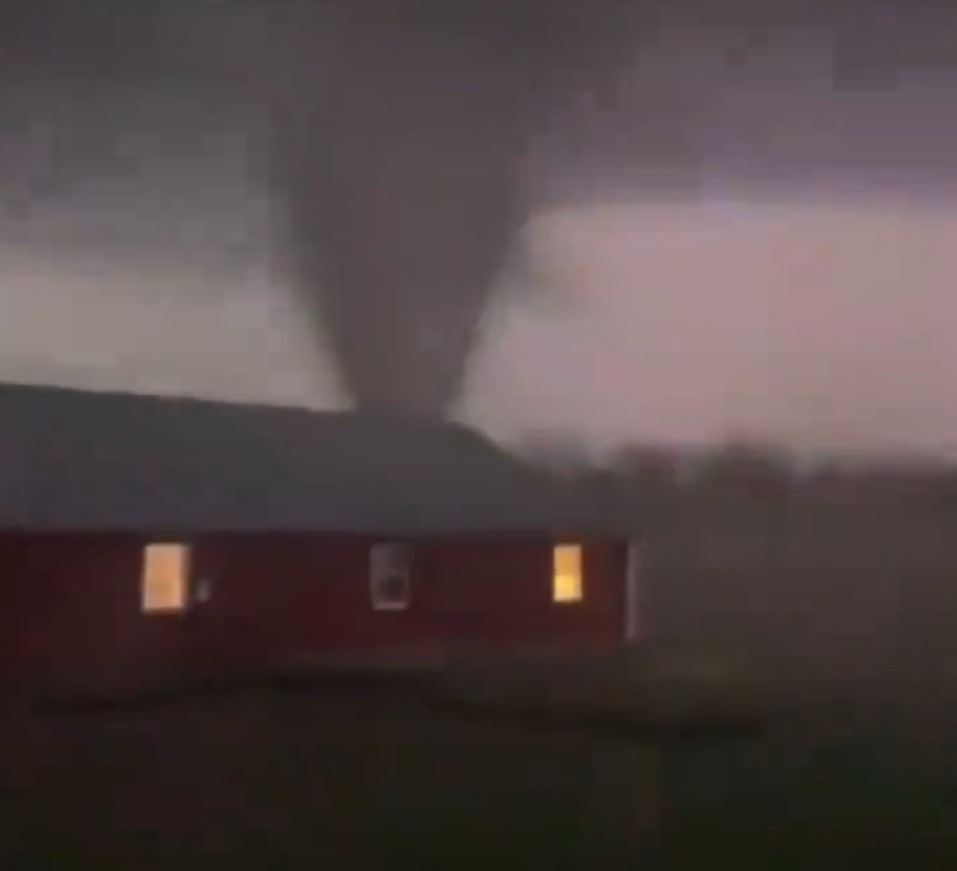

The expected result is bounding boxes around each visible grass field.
[2,672,957,869]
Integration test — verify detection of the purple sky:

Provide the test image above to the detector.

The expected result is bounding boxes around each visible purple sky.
[3,4,957,460]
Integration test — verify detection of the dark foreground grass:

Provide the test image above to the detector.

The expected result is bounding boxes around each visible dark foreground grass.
[3,683,957,869]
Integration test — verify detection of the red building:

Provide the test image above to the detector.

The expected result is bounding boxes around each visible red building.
[0,385,639,699]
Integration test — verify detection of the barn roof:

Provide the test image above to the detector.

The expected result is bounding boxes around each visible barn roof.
[0,383,615,536]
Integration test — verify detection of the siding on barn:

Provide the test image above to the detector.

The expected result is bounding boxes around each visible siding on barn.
[189,536,626,672]
[0,535,188,695]
[415,538,625,648]
[0,533,628,697]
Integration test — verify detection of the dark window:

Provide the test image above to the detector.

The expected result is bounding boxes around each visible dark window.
[370,542,412,610]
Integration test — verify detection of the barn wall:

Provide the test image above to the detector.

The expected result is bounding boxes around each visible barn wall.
[415,538,625,649]
[191,535,627,671]
[0,533,627,697]
[0,534,186,696]
[188,535,413,671]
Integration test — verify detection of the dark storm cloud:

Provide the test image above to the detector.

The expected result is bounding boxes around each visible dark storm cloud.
[4,0,957,427]
[268,1,643,417]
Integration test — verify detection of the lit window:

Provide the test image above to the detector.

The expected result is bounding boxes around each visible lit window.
[141,543,190,613]
[370,542,412,611]
[552,543,583,603]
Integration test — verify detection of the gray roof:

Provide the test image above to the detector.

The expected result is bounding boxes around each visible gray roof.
[0,384,605,535]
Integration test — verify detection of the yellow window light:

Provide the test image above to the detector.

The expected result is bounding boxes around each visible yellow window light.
[552,543,583,603]
[141,543,190,613]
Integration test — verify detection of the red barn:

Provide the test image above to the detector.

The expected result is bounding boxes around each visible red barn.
[0,385,639,701]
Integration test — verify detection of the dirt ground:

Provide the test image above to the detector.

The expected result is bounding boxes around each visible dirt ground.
[2,682,957,869]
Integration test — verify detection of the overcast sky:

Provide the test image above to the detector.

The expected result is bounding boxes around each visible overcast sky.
[3,3,957,460]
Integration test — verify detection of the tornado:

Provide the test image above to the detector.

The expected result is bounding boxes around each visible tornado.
[0,0,638,416]
[274,2,637,419]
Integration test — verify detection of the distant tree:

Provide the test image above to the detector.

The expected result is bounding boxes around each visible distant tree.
[696,439,795,502]
[518,433,595,478]
[612,445,679,488]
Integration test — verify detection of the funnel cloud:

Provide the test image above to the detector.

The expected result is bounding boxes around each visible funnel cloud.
[271,1,639,417]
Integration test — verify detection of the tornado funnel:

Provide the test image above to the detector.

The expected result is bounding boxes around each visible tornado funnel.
[275,2,637,419]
